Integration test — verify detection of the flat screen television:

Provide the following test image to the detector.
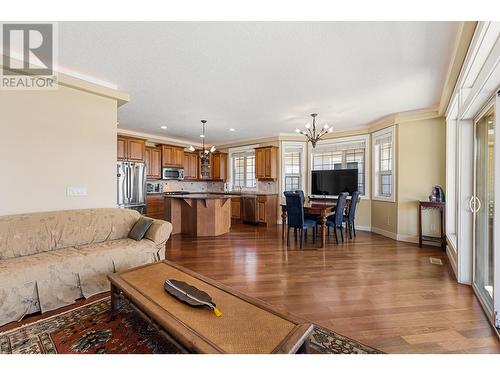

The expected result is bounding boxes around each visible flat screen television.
[311,169,358,196]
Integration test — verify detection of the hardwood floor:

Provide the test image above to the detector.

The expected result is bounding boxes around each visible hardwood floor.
[166,223,500,354]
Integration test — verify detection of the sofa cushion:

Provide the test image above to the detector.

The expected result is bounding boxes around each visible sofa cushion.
[74,238,157,297]
[0,208,141,260]
[128,217,154,241]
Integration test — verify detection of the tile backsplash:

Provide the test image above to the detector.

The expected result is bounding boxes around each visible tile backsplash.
[162,180,224,193]
[151,180,278,194]
[257,181,278,194]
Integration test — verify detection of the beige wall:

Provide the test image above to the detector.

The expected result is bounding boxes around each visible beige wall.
[371,201,398,234]
[355,200,371,229]
[396,117,446,240]
[0,84,121,215]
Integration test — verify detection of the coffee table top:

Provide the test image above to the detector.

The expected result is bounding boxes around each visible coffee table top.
[108,261,313,354]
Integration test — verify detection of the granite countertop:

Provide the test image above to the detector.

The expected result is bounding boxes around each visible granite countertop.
[159,191,278,196]
[164,194,234,199]
[222,191,278,196]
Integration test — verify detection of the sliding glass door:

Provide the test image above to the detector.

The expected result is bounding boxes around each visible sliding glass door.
[473,104,495,318]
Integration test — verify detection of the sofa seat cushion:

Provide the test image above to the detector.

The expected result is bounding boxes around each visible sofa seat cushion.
[0,247,84,326]
[74,238,158,298]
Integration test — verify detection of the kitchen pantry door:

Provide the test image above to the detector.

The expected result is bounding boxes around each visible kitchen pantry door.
[472,99,499,330]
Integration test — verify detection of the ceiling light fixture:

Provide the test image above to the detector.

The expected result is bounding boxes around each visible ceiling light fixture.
[160,125,167,130]
[189,120,216,162]
[229,128,235,132]
[295,113,333,148]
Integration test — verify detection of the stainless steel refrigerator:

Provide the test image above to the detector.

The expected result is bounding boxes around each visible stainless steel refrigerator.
[117,161,146,214]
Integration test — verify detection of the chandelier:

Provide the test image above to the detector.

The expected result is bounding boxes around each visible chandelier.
[188,120,216,162]
[295,113,333,148]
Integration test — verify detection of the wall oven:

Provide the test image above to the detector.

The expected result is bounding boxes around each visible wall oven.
[162,167,184,180]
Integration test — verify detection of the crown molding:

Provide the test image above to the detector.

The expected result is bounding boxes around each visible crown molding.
[117,128,204,148]
[438,21,477,116]
[151,107,442,151]
[394,107,440,123]
[1,54,129,106]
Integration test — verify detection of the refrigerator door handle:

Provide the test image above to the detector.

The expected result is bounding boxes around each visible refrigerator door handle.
[129,163,133,200]
[129,162,136,204]
[126,162,131,201]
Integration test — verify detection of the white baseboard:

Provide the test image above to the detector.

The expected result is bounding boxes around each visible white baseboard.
[396,234,419,244]
[355,225,371,232]
[446,245,458,281]
[371,227,397,240]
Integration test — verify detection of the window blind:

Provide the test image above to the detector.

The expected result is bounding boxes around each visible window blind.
[313,140,366,153]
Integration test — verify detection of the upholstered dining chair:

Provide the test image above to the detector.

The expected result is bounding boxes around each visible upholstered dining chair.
[343,191,360,239]
[293,190,320,223]
[322,192,348,244]
[284,191,317,248]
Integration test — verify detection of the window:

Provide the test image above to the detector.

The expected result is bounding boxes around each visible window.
[284,150,301,191]
[281,142,306,196]
[231,152,256,189]
[311,138,367,195]
[372,126,395,201]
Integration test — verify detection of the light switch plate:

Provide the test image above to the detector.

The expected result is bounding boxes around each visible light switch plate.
[67,186,88,197]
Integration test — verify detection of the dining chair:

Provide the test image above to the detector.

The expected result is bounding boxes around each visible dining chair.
[293,190,320,224]
[283,191,317,248]
[322,192,348,244]
[343,191,360,239]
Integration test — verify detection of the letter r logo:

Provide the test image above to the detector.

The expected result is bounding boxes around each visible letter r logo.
[2,23,53,75]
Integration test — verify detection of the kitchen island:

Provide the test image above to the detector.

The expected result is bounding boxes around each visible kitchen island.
[164,194,232,237]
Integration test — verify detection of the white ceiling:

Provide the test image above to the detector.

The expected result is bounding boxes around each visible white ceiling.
[59,22,459,144]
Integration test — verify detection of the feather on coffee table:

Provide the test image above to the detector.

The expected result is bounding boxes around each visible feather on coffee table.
[108,261,313,354]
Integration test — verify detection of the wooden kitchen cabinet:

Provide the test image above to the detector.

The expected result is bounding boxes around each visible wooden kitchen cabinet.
[183,152,199,180]
[117,136,145,162]
[212,152,228,181]
[117,136,128,160]
[231,197,241,220]
[146,194,164,220]
[175,148,185,167]
[258,195,278,226]
[255,146,277,180]
[145,146,162,180]
[258,197,266,222]
[162,145,185,167]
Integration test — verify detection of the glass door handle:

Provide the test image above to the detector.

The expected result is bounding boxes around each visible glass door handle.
[475,196,482,213]
[469,196,475,212]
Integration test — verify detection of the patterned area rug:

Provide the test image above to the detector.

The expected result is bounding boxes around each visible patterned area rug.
[0,297,382,354]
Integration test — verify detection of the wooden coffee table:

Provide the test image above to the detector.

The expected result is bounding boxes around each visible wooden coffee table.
[108,261,313,354]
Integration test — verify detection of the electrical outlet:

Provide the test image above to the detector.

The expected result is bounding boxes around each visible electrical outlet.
[66,186,87,197]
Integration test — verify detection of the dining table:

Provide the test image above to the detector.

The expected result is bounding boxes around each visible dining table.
[280,200,338,248]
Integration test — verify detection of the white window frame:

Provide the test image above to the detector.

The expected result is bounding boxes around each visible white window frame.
[446,96,459,253]
[372,126,396,202]
[308,134,370,199]
[281,141,307,196]
[228,144,258,192]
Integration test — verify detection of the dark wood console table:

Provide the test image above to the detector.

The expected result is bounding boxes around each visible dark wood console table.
[418,201,446,250]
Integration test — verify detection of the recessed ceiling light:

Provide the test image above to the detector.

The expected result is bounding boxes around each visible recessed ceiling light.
[200,134,205,138]
[160,125,167,130]
[229,128,235,132]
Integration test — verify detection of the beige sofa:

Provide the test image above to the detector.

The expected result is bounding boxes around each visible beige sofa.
[0,208,172,327]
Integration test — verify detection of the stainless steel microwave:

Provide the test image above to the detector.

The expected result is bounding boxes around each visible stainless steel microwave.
[162,167,184,180]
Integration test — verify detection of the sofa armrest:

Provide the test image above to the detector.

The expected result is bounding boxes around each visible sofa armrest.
[144,219,172,260]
